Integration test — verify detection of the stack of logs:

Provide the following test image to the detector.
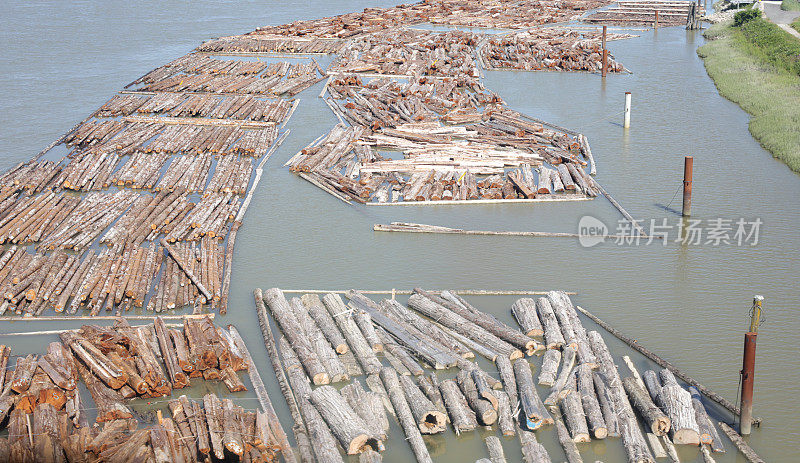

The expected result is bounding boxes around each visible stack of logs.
[0,316,290,462]
[585,0,703,26]
[478,28,632,73]
[255,287,728,463]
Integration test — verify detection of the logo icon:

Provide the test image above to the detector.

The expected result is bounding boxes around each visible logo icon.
[578,216,607,248]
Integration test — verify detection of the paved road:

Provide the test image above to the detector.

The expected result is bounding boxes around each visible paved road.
[762,1,800,38]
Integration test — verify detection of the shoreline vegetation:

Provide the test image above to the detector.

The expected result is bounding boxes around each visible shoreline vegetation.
[698,16,800,173]
[781,0,800,11]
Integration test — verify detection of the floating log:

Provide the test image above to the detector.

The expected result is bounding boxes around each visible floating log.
[576,364,607,439]
[561,388,591,443]
[513,358,552,428]
[323,293,382,375]
[302,294,348,354]
[512,298,543,337]
[643,369,699,445]
[263,288,329,385]
[439,378,477,434]
[380,367,433,463]
[341,379,389,440]
[309,385,382,454]
[623,376,670,436]
[689,386,725,453]
[495,389,516,437]
[538,349,561,387]
[554,415,583,463]
[718,422,764,463]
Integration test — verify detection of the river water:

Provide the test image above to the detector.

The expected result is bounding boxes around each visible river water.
[2,1,798,462]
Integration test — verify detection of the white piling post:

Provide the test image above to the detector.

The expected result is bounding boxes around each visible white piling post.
[623,92,632,128]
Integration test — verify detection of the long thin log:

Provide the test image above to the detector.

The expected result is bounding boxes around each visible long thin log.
[160,238,212,301]
[718,422,765,463]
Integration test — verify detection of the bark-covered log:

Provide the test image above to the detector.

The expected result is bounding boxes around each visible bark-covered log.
[594,372,620,437]
[278,336,344,463]
[554,415,583,463]
[439,378,477,434]
[407,293,521,360]
[353,309,383,352]
[457,369,497,426]
[518,429,552,463]
[513,358,552,428]
[538,349,561,387]
[380,367,433,463]
[560,389,591,443]
[302,294,348,354]
[485,436,507,463]
[290,297,348,383]
[623,376,670,436]
[689,386,724,452]
[549,291,597,366]
[309,385,382,454]
[536,297,564,349]
[341,379,389,440]
[399,375,447,434]
[577,364,607,439]
[263,288,329,385]
[511,298,543,337]
[323,293,382,375]
[76,362,132,422]
[495,389,516,436]
[647,369,700,445]
[495,355,518,407]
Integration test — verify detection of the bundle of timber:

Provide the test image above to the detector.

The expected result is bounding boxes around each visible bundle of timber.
[253,287,737,463]
[165,192,240,241]
[289,108,596,203]
[96,94,149,117]
[584,0,703,26]
[430,0,615,29]
[329,29,480,78]
[325,74,498,128]
[65,121,163,156]
[0,160,62,197]
[197,35,346,54]
[132,59,326,96]
[110,92,294,122]
[127,54,272,88]
[110,152,171,189]
[479,27,633,72]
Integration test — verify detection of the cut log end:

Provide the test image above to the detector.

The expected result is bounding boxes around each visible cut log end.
[673,429,700,445]
[418,411,448,434]
[312,372,331,386]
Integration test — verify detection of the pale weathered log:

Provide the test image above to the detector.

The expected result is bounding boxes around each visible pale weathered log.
[511,298,543,337]
[323,293,382,375]
[594,372,620,437]
[457,369,497,426]
[538,349,561,387]
[278,336,344,463]
[439,378,477,434]
[359,449,383,463]
[549,291,597,366]
[561,389,591,443]
[399,374,447,434]
[485,436,507,463]
[495,389,516,436]
[264,287,329,385]
[309,385,382,455]
[353,309,383,352]
[689,387,724,453]
[577,364,607,439]
[290,297,348,383]
[652,369,700,445]
[302,294,348,354]
[518,428,552,463]
[623,376,670,436]
[495,355,518,407]
[341,378,389,440]
[380,367,433,463]
[554,415,583,463]
[536,297,564,349]
[514,358,552,428]
[407,293,521,359]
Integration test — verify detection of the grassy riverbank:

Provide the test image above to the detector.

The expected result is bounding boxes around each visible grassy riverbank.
[782,0,800,11]
[697,19,800,173]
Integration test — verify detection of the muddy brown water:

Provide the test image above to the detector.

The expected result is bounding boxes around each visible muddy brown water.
[2,1,798,461]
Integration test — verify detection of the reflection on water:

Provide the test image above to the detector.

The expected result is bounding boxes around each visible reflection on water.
[1,1,798,461]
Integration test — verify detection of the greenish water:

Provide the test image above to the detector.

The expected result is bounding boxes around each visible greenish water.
[2,1,798,462]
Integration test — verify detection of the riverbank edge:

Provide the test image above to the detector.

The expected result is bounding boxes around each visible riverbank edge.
[697,20,800,173]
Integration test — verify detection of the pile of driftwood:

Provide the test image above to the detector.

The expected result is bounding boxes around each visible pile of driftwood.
[254,287,728,463]
[478,28,632,73]
[330,29,479,78]
[585,0,703,26]
[0,317,289,462]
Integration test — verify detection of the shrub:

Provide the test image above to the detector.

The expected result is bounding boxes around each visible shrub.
[739,18,800,75]
[781,0,800,11]
[734,8,761,26]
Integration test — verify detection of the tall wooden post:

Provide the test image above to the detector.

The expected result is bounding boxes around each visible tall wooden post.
[682,156,693,217]
[740,295,762,435]
[623,92,631,128]
[655,10,659,29]
[601,26,608,77]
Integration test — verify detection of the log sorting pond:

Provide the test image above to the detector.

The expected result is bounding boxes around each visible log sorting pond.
[249,287,759,463]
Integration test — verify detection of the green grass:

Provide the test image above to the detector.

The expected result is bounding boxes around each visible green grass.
[737,18,800,75]
[697,20,800,173]
[792,16,800,33]
[781,0,800,11]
